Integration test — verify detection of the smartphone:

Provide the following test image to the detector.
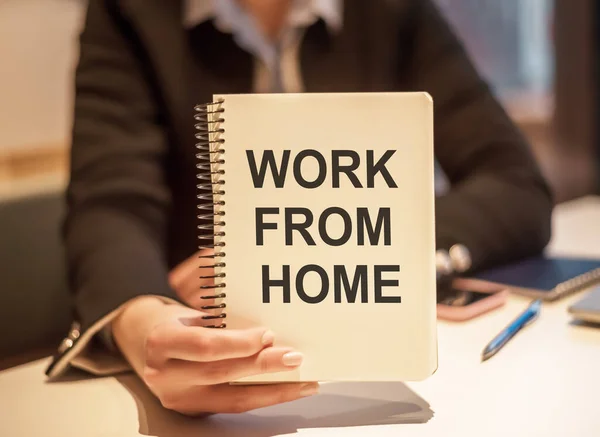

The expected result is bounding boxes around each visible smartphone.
[437,279,508,321]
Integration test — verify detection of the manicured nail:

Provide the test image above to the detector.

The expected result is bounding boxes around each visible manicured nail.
[282,351,304,367]
[300,383,319,397]
[261,330,275,346]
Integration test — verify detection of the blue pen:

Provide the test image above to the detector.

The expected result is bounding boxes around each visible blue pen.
[481,299,542,362]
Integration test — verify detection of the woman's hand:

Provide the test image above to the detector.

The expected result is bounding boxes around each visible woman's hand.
[112,297,317,416]
[112,248,316,415]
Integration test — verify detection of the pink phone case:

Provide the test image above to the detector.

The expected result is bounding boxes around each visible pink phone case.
[437,280,508,321]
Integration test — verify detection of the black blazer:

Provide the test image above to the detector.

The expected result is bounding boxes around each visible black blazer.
[47,0,552,377]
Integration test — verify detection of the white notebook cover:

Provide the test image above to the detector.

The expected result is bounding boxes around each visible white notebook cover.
[204,92,437,382]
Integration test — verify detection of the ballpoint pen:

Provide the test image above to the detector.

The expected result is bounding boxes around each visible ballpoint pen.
[481,299,542,362]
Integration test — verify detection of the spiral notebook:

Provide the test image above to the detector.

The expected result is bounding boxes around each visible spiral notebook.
[468,256,600,301]
[194,93,437,383]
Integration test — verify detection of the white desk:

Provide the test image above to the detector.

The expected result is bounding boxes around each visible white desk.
[2,196,600,437]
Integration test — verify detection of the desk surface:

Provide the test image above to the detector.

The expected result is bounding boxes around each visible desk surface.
[2,196,600,437]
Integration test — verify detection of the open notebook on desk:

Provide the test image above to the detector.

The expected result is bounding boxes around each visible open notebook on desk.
[465,256,600,301]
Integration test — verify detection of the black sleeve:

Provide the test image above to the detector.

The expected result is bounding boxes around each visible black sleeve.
[402,0,553,271]
[63,0,179,332]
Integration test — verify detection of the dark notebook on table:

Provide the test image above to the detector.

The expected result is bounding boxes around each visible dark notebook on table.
[470,256,600,301]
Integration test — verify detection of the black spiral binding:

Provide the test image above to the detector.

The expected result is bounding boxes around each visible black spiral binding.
[194,99,227,328]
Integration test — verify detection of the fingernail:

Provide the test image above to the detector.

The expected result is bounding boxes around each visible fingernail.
[282,351,304,367]
[300,383,319,397]
[261,330,275,346]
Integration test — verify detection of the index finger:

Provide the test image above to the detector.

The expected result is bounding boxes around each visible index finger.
[154,323,275,363]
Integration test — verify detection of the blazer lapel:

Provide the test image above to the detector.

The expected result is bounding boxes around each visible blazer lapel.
[119,0,255,151]
[120,0,197,149]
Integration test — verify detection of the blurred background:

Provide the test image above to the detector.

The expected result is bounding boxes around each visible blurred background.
[0,0,598,365]
[0,0,598,201]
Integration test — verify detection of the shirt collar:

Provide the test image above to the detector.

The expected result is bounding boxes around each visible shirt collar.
[183,0,343,33]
